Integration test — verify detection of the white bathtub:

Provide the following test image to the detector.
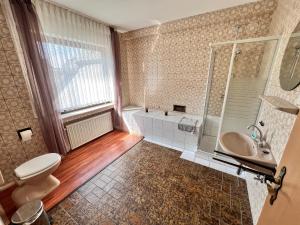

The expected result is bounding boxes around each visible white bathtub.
[122,106,202,152]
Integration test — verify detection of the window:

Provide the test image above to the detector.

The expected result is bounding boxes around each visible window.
[34,0,115,113]
[43,42,114,113]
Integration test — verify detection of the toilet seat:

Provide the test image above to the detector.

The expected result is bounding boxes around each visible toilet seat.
[14,153,61,180]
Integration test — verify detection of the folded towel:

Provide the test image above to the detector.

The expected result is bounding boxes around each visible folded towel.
[178,117,198,134]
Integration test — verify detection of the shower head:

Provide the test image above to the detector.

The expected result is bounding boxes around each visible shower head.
[235,49,241,55]
[234,48,241,60]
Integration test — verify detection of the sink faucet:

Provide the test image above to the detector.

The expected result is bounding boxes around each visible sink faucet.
[247,124,266,148]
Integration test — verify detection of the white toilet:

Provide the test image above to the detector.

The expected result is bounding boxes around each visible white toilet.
[12,153,61,207]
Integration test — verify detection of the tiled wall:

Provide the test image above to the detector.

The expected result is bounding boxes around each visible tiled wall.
[0,4,47,182]
[246,0,300,224]
[120,0,277,115]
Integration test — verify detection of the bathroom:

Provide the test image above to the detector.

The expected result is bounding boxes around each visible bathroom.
[0,0,300,224]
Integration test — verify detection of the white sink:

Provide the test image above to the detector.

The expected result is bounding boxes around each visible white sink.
[219,132,277,172]
[220,132,256,156]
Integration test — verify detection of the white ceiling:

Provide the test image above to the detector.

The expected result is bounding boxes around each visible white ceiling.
[49,0,257,32]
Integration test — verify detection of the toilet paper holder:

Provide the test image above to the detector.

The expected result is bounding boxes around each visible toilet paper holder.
[17,127,32,140]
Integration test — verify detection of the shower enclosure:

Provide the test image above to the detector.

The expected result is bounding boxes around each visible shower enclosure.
[199,36,280,153]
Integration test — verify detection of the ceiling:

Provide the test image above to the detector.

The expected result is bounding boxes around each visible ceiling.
[50,0,257,32]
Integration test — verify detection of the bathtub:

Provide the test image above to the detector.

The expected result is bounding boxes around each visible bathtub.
[122,106,202,152]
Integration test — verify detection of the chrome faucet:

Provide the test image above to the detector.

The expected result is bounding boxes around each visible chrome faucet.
[247,124,266,148]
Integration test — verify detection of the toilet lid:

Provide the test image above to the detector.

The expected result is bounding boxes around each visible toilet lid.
[15,153,61,179]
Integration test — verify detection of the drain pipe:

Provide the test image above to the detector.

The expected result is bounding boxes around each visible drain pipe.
[0,170,16,192]
[0,181,15,192]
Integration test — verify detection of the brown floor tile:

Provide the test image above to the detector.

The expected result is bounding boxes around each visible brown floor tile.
[220,204,242,225]
[77,182,96,197]
[50,141,252,225]
[49,206,79,225]
[66,198,99,224]
[59,191,83,211]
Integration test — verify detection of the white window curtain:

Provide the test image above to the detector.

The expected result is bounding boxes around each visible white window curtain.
[34,0,115,112]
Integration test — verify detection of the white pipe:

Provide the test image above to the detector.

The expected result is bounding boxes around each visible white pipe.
[0,181,15,192]
[0,170,16,192]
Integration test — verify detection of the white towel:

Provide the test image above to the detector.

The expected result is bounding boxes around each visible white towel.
[178,117,198,133]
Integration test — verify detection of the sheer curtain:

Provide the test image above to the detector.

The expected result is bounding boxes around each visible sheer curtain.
[34,0,115,113]
[110,28,123,130]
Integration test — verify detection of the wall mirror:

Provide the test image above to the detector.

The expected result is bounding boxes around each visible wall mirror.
[280,22,300,91]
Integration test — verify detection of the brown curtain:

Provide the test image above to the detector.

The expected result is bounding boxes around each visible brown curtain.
[110,27,123,130]
[10,0,70,154]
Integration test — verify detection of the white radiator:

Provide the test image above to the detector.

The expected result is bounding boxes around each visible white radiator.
[66,112,113,150]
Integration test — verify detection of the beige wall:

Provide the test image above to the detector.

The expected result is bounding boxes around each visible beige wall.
[120,0,277,115]
[246,0,300,224]
[0,4,47,183]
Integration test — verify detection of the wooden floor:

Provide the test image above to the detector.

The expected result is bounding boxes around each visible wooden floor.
[0,131,142,218]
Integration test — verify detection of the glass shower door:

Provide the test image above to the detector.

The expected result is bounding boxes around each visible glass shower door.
[216,39,279,150]
[199,45,233,153]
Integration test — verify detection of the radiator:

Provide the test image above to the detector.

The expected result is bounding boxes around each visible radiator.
[66,112,113,150]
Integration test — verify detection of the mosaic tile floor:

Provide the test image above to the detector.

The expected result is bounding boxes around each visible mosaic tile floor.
[49,141,253,225]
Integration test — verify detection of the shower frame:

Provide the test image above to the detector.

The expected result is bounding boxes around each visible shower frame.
[200,35,282,153]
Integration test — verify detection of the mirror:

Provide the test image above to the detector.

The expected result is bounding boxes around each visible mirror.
[280,22,300,91]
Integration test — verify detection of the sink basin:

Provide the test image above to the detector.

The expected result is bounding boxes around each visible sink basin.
[219,132,277,173]
[220,132,256,157]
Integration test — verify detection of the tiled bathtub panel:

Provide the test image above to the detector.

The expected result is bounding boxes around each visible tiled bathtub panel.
[161,120,174,146]
[152,118,163,143]
[143,116,153,140]
[173,128,186,150]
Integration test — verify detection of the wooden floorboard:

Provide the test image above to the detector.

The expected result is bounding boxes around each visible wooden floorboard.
[0,131,142,218]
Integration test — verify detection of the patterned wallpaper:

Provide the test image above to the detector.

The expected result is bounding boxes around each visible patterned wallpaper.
[246,0,300,224]
[120,0,277,115]
[0,4,47,182]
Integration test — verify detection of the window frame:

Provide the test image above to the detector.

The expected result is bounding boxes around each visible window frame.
[43,36,114,113]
